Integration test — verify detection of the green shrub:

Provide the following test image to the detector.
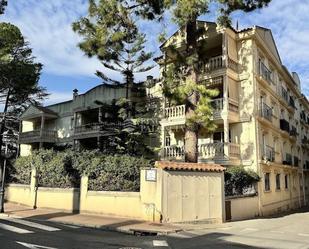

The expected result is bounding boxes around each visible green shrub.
[225,166,260,196]
[11,156,32,184]
[73,153,153,191]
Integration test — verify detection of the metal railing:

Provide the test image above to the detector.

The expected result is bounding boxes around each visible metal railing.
[260,102,272,121]
[264,145,275,162]
[259,61,273,83]
[280,87,289,103]
[74,122,123,134]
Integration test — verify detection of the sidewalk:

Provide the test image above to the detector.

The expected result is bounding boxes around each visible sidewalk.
[2,202,183,235]
[2,202,228,235]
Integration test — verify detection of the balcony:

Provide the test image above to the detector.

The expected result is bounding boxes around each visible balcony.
[74,122,123,139]
[162,142,241,162]
[283,153,292,166]
[280,119,290,133]
[280,87,289,103]
[259,61,273,84]
[162,99,239,127]
[19,129,58,144]
[259,103,272,122]
[263,145,275,162]
[200,56,239,75]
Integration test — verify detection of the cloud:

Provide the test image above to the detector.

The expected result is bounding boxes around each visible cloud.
[0,0,308,97]
[43,91,73,106]
[1,0,102,77]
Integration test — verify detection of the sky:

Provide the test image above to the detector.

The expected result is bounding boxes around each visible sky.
[0,0,308,106]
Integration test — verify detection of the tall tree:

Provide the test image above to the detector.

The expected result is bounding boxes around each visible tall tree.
[0,23,47,157]
[72,0,160,156]
[122,0,271,162]
[72,0,154,100]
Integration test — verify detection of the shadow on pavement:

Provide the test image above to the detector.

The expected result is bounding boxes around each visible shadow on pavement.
[166,232,272,249]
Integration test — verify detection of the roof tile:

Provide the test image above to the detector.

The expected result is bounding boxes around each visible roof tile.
[156,161,225,172]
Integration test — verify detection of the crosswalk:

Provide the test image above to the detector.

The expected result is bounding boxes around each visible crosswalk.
[0,216,68,234]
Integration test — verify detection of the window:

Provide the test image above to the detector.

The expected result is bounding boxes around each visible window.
[265,173,270,191]
[285,174,289,189]
[276,174,281,190]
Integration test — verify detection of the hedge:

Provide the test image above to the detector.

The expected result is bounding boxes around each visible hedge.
[225,166,260,196]
[12,149,153,191]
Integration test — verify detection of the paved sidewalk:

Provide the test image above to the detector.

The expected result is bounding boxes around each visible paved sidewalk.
[1,202,183,235]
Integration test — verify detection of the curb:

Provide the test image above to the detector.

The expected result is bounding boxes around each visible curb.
[0,212,182,236]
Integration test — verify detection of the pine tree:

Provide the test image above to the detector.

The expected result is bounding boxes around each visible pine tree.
[72,0,160,157]
[72,0,154,99]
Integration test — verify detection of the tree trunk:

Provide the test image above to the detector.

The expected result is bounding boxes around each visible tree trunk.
[184,20,199,163]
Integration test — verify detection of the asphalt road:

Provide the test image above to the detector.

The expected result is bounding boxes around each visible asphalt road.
[1,209,309,249]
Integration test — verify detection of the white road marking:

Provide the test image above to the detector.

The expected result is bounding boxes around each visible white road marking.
[0,223,33,234]
[16,241,58,249]
[298,233,309,237]
[270,230,284,234]
[241,228,259,232]
[153,240,169,247]
[0,217,60,232]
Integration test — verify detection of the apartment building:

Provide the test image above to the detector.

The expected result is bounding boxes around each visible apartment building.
[18,83,151,156]
[18,21,309,217]
[150,21,309,216]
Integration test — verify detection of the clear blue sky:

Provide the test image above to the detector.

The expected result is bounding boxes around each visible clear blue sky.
[1,0,308,105]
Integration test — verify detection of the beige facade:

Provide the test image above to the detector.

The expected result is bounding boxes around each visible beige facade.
[153,21,309,216]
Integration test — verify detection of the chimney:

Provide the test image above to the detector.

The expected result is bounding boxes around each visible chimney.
[73,89,78,99]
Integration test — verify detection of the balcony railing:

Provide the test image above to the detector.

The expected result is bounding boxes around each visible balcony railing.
[280,87,289,103]
[164,105,185,120]
[200,56,239,73]
[260,103,272,121]
[280,119,290,133]
[163,142,240,160]
[283,153,292,166]
[19,129,58,143]
[163,146,184,159]
[199,142,241,159]
[259,61,273,84]
[204,56,224,72]
[74,122,123,136]
[263,145,275,162]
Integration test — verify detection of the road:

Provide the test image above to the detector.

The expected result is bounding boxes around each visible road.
[0,210,309,249]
